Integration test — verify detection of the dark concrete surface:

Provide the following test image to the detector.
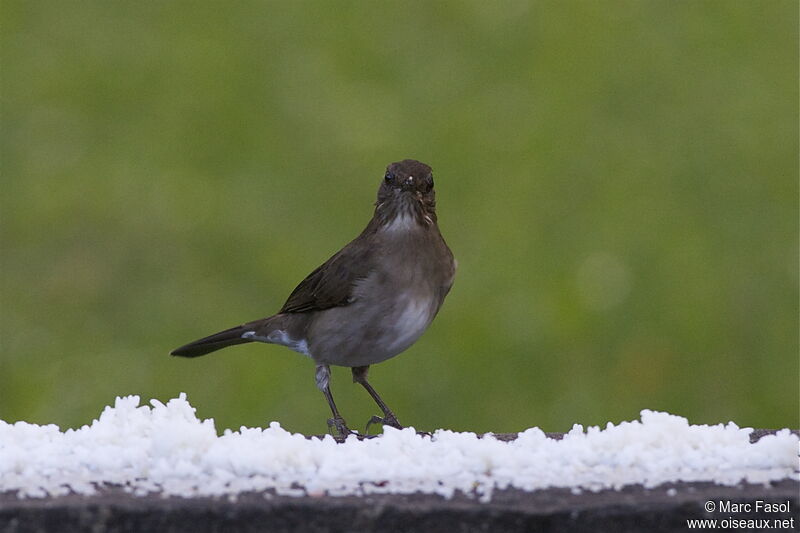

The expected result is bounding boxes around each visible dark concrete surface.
[2,430,797,533]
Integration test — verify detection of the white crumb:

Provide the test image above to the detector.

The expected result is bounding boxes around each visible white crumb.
[0,394,797,501]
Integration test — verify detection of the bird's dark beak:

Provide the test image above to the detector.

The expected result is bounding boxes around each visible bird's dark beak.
[402,176,415,189]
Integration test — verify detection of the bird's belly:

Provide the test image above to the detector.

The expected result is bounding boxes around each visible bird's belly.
[308,292,437,367]
[383,296,434,354]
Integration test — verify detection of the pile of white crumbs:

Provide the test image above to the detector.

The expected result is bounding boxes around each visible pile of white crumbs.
[1,394,797,502]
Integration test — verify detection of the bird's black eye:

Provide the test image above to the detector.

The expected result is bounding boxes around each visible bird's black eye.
[385,171,393,183]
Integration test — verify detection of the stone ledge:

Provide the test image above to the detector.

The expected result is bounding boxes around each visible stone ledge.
[2,480,797,533]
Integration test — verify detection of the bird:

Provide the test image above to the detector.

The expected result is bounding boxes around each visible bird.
[171,159,456,436]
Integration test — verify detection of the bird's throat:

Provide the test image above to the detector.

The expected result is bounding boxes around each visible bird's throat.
[375,192,436,229]
[383,212,420,232]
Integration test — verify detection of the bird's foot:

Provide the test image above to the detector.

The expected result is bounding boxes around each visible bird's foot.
[327,416,355,438]
[366,413,403,433]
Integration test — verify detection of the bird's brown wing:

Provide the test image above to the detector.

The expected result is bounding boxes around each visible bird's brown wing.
[279,239,374,314]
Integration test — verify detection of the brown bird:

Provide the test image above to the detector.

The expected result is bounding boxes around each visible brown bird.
[171,160,456,435]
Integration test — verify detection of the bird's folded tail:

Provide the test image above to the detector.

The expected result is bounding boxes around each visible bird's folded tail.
[170,325,252,358]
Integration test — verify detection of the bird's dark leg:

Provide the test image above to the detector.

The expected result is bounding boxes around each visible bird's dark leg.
[352,365,403,431]
[315,364,352,436]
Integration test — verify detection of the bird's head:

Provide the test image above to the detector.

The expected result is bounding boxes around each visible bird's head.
[376,159,437,226]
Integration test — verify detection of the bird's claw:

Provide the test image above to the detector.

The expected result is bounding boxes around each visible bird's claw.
[327,416,354,437]
[365,413,403,433]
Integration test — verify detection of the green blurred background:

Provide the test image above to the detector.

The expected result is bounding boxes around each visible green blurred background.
[2,1,797,435]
